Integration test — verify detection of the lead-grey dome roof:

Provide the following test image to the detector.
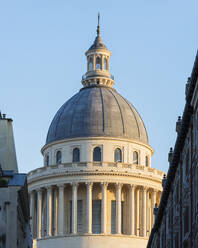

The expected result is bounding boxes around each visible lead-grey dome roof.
[46,86,149,145]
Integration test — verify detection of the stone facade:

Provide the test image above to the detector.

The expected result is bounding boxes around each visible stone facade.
[0,115,32,248]
[147,52,198,248]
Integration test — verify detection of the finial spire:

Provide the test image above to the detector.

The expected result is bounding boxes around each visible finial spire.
[97,12,100,36]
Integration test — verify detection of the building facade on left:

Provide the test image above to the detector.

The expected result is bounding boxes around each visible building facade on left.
[0,113,32,248]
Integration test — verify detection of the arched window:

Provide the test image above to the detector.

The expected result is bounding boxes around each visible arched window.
[56,151,62,164]
[104,58,107,70]
[145,156,149,167]
[73,148,80,162]
[88,57,93,71]
[114,148,122,162]
[133,151,138,164]
[45,154,49,166]
[93,147,101,162]
[96,57,101,69]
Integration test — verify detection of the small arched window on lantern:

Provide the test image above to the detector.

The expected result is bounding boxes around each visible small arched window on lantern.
[88,57,93,71]
[45,154,49,166]
[96,57,101,70]
[93,146,102,162]
[56,150,62,164]
[133,151,139,165]
[104,58,107,70]
[73,148,80,163]
[145,156,149,167]
[114,148,122,163]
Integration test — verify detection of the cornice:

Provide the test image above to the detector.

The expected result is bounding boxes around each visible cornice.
[41,136,154,155]
[27,169,163,187]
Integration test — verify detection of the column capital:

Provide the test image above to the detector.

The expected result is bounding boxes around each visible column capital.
[101,182,108,188]
[152,188,158,193]
[71,182,79,188]
[46,185,53,191]
[115,182,123,190]
[129,184,136,190]
[57,184,65,189]
[37,188,43,195]
[85,182,93,188]
[142,186,148,192]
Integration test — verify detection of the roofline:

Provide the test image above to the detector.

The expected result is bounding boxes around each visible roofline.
[147,50,198,247]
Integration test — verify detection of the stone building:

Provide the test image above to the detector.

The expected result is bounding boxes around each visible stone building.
[27,17,164,248]
[0,114,32,248]
[147,51,198,248]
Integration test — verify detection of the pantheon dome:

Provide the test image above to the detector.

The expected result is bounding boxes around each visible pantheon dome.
[46,86,148,145]
[28,16,164,248]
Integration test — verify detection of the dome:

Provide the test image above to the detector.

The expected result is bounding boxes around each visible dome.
[46,85,149,145]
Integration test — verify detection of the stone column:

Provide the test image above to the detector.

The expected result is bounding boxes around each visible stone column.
[136,188,140,236]
[142,187,147,237]
[93,55,96,70]
[54,188,58,235]
[72,183,78,234]
[101,182,108,234]
[116,183,122,234]
[86,182,93,234]
[30,191,35,237]
[146,189,149,236]
[129,184,135,235]
[101,55,104,70]
[58,184,64,235]
[37,189,42,239]
[107,56,110,70]
[46,186,52,236]
[152,189,157,225]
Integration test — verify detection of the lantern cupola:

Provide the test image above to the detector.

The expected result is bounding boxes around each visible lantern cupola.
[82,14,114,88]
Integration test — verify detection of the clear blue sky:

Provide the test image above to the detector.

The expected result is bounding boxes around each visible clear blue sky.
[1,0,198,173]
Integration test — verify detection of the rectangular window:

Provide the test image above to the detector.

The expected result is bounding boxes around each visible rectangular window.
[111,200,124,234]
[77,200,83,233]
[92,200,101,234]
[111,201,116,234]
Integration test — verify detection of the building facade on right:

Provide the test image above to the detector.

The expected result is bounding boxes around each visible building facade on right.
[147,51,198,248]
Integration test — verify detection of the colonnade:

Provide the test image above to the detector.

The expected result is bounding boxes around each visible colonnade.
[30,182,160,239]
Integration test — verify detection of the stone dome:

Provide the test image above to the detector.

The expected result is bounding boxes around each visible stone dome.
[46,85,149,145]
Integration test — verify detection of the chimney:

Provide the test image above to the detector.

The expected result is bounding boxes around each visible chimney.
[0,114,18,172]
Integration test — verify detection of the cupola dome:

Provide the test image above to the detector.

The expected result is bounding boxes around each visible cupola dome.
[46,15,149,146]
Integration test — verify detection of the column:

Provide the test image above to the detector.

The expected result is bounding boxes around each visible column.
[86,182,93,234]
[116,183,122,234]
[142,187,147,237]
[58,184,64,235]
[101,182,108,234]
[146,189,149,236]
[93,55,96,70]
[46,186,52,236]
[136,188,140,236]
[54,188,58,235]
[152,189,157,225]
[107,56,110,70]
[37,189,42,239]
[129,184,135,235]
[72,183,78,234]
[101,55,104,70]
[30,191,35,237]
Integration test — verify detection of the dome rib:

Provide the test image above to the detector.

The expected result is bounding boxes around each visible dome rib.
[118,94,140,140]
[69,90,86,135]
[99,87,105,132]
[106,88,125,134]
